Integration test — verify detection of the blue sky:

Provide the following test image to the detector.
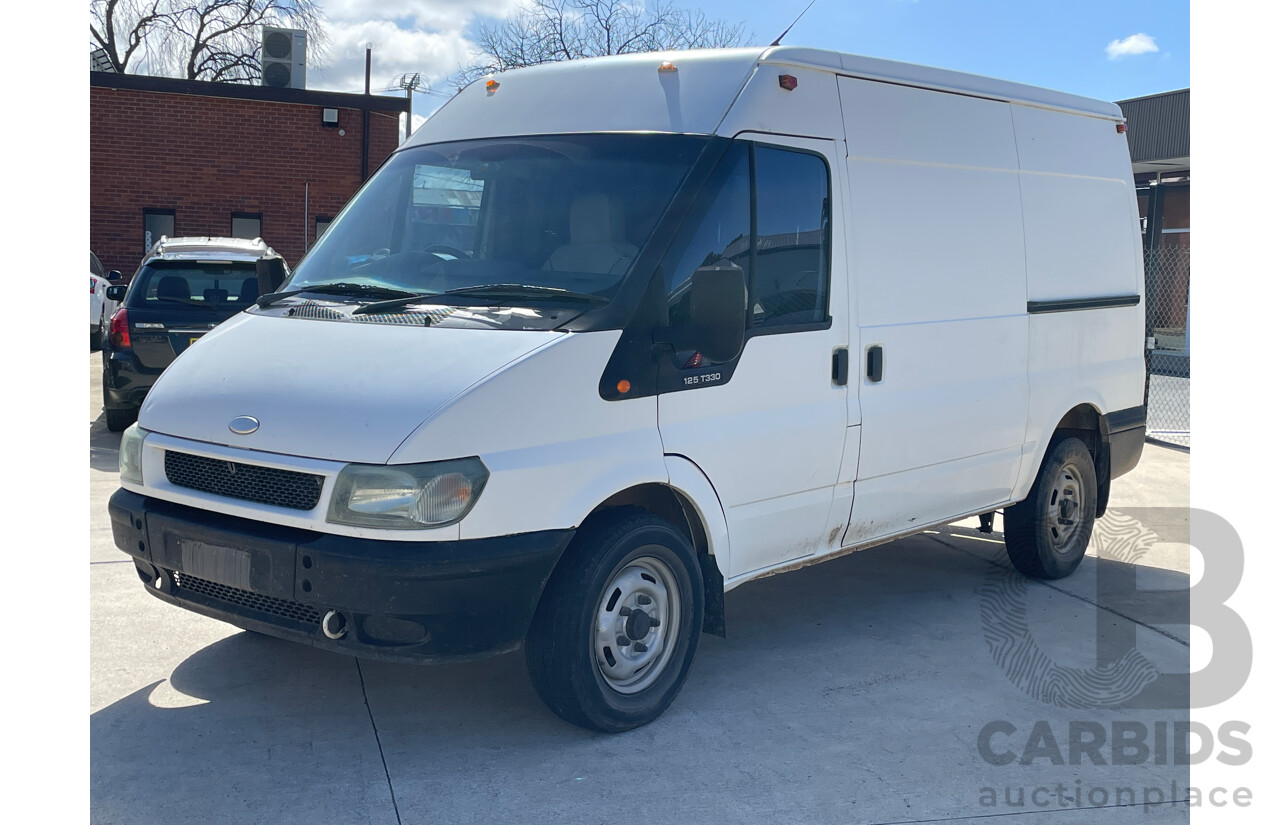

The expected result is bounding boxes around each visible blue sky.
[297,1,1189,131]
[726,0,1189,102]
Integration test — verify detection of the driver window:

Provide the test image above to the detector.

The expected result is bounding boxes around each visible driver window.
[661,143,750,329]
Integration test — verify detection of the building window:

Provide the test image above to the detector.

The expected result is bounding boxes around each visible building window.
[315,216,332,240]
[144,209,175,253]
[231,212,263,240]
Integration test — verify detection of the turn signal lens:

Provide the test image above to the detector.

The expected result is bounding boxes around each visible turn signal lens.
[778,74,799,91]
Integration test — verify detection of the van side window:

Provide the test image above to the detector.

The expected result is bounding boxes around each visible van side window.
[662,143,750,330]
[751,147,830,328]
[663,143,830,346]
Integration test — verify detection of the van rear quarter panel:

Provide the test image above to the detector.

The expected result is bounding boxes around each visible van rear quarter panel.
[1011,104,1145,500]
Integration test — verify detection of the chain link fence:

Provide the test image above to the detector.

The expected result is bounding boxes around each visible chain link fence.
[1144,244,1190,448]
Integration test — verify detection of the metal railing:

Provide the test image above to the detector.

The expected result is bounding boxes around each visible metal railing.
[1144,244,1190,448]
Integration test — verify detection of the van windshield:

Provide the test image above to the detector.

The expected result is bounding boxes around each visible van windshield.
[285,135,711,308]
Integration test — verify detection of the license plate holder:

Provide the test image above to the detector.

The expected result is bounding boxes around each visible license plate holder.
[179,540,252,589]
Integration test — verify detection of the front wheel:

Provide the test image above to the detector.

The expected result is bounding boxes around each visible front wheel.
[1003,436,1097,579]
[525,509,704,733]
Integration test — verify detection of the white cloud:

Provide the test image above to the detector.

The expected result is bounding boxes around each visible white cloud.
[311,19,476,94]
[305,0,525,99]
[1106,33,1159,60]
[323,0,521,31]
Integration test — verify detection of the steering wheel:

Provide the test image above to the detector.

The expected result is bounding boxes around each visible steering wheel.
[422,244,471,260]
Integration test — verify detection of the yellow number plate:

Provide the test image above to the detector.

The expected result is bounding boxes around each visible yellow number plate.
[189,336,202,346]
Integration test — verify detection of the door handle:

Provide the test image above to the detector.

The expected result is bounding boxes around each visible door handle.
[832,348,849,386]
[866,345,884,382]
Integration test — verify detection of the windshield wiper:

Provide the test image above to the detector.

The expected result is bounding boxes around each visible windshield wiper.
[153,296,219,310]
[353,284,608,315]
[350,292,433,315]
[443,284,609,303]
[256,282,418,309]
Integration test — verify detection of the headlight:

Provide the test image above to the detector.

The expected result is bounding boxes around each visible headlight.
[119,424,149,485]
[326,458,489,529]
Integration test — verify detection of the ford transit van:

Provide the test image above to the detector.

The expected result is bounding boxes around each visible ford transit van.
[109,47,1147,732]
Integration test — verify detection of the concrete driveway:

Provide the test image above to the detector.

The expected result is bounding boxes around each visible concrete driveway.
[89,353,1192,824]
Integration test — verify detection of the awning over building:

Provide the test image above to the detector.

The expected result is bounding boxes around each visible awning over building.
[1117,89,1189,175]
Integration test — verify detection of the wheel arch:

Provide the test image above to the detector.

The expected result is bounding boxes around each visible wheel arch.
[1020,401,1113,517]
[567,457,730,637]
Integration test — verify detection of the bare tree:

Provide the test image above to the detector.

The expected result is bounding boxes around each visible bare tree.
[452,0,750,89]
[91,0,327,83]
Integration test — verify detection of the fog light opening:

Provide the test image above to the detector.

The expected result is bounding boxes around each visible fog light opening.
[322,610,348,640]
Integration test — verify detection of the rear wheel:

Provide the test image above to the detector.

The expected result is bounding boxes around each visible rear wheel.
[525,509,704,733]
[91,312,105,351]
[1003,436,1097,579]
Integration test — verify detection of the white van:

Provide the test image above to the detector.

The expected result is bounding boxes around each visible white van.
[109,47,1146,732]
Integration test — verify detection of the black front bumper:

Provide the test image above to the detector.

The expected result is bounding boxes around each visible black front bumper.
[109,489,574,663]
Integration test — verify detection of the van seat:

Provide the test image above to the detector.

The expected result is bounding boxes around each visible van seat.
[543,194,638,276]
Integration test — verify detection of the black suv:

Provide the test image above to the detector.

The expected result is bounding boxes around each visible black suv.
[102,237,287,431]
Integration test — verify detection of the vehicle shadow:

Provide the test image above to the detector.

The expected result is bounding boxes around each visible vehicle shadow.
[90,511,1190,825]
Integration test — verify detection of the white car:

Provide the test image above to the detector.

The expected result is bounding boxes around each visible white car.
[108,47,1146,732]
[90,251,122,348]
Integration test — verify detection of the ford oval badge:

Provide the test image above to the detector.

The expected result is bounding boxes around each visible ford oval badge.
[229,416,260,435]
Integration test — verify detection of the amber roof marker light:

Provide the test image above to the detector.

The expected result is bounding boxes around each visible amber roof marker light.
[486,79,500,94]
[779,74,799,91]
[658,61,678,73]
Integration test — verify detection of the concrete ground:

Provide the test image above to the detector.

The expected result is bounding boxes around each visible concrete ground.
[90,353,1192,824]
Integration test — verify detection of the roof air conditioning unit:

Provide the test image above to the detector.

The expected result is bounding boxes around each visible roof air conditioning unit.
[90,47,116,73]
[261,27,307,89]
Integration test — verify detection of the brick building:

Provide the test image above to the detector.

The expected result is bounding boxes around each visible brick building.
[90,72,410,276]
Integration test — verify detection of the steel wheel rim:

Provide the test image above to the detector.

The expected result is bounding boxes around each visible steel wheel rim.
[1045,462,1084,552]
[593,553,681,695]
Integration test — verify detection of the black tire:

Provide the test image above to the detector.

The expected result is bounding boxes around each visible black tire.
[1004,436,1097,579]
[525,508,704,733]
[91,313,105,351]
[105,406,137,433]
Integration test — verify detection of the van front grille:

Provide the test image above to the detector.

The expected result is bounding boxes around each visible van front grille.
[170,570,321,626]
[164,451,323,511]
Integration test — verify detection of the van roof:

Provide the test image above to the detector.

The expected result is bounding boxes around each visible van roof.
[407,46,1122,148]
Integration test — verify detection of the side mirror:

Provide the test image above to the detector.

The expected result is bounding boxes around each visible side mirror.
[105,285,127,302]
[107,270,123,282]
[256,256,287,295]
[688,260,747,363]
